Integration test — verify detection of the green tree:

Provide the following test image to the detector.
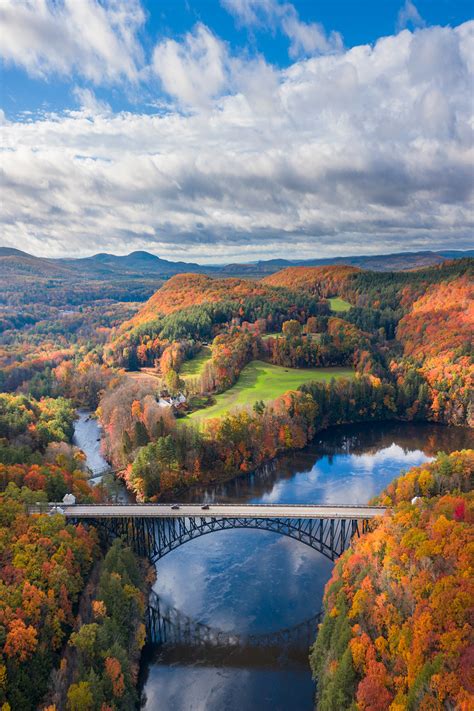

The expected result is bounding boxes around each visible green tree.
[133,420,149,448]
[67,681,94,711]
[69,624,99,660]
[121,430,133,455]
[165,368,183,395]
[282,319,302,338]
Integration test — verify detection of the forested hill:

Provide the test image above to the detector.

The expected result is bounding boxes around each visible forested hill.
[311,449,474,710]
[262,265,361,295]
[122,273,276,321]
[105,273,324,368]
[266,260,474,425]
[262,259,473,303]
[1,247,473,281]
[106,259,473,426]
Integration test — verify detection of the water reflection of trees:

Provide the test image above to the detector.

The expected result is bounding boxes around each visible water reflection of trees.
[176,422,471,503]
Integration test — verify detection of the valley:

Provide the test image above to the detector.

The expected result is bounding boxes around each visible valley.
[0,254,472,711]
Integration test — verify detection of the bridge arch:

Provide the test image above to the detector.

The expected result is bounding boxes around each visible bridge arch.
[88,513,369,564]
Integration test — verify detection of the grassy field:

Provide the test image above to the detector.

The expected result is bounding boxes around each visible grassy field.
[328,296,352,312]
[186,360,353,423]
[180,346,212,379]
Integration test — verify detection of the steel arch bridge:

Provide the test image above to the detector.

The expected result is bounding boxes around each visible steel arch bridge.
[57,503,385,563]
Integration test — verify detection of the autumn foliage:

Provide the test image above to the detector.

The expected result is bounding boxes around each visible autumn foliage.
[395,275,473,426]
[0,494,98,710]
[263,265,360,296]
[311,450,474,710]
[125,273,275,322]
[62,540,151,711]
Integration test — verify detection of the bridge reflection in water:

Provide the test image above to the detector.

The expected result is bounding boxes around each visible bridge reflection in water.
[145,591,322,669]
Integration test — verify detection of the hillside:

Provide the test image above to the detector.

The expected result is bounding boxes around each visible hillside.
[0,250,75,278]
[66,250,206,277]
[126,273,274,322]
[311,449,474,711]
[221,250,458,276]
[1,247,473,284]
[0,247,209,281]
[106,272,327,369]
[395,274,473,424]
[263,265,360,296]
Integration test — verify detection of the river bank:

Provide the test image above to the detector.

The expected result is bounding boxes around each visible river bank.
[43,542,154,711]
[158,418,472,503]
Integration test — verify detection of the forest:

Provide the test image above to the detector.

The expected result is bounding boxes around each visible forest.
[0,256,472,709]
[311,449,473,710]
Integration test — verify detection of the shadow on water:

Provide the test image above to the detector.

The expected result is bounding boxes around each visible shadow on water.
[139,593,320,710]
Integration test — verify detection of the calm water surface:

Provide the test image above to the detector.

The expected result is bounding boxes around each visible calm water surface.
[139,422,471,711]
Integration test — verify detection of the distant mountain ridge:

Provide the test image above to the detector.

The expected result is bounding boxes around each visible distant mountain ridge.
[1,246,473,281]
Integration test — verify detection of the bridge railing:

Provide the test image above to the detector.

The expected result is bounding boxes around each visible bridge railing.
[30,502,387,509]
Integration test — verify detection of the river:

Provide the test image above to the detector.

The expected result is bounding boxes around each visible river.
[139,422,471,711]
[72,409,128,503]
[72,409,109,482]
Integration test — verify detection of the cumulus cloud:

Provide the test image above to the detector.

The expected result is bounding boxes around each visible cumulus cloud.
[1,22,473,260]
[0,0,145,84]
[397,1,426,32]
[151,21,281,114]
[72,88,111,116]
[222,0,343,57]
[152,24,230,109]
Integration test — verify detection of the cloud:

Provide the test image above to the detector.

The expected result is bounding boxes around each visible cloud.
[397,1,426,32]
[151,21,280,113]
[1,22,473,261]
[282,12,343,58]
[152,24,229,109]
[222,0,343,58]
[72,88,111,116]
[0,0,145,84]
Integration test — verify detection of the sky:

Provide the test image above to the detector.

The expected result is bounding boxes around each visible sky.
[0,0,473,263]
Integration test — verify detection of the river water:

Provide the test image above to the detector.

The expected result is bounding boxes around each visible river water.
[139,422,471,711]
[72,409,110,483]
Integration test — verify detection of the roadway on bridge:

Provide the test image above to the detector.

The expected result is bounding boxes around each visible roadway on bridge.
[63,503,386,519]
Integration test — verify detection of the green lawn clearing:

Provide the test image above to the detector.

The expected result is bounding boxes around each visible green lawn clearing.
[180,346,212,379]
[186,360,353,423]
[261,332,281,341]
[328,297,352,313]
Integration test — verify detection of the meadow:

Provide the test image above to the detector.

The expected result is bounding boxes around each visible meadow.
[186,360,354,422]
[180,346,212,379]
[328,296,352,312]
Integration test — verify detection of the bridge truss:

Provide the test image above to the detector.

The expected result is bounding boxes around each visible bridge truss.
[76,512,371,563]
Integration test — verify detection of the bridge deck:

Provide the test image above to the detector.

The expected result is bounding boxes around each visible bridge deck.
[63,504,386,520]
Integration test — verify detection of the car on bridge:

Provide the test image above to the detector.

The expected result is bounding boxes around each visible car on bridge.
[201,504,210,510]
